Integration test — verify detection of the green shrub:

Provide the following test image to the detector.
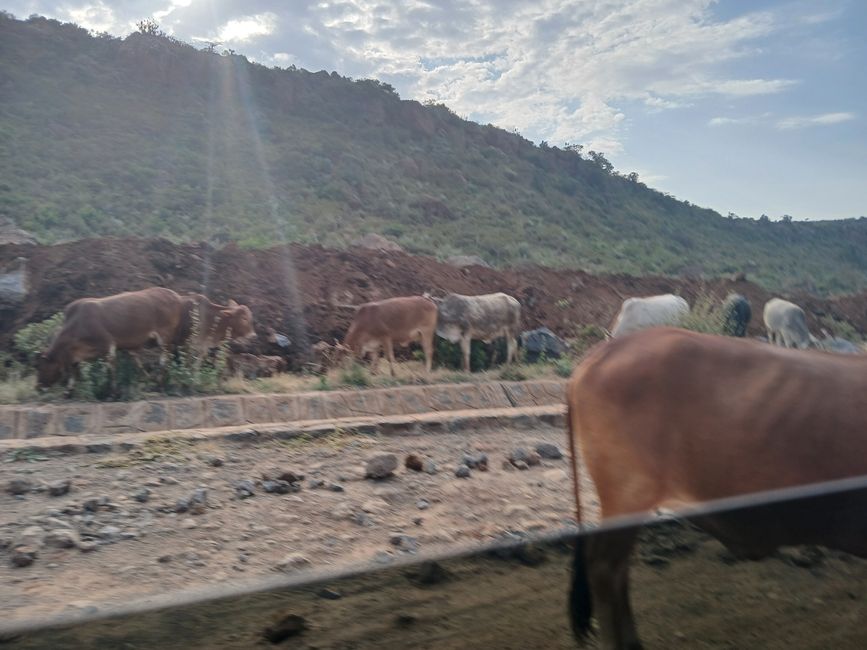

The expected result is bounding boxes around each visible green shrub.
[498,365,528,382]
[570,323,608,355]
[339,362,370,387]
[553,357,574,378]
[680,292,726,335]
[13,313,64,363]
[818,315,863,342]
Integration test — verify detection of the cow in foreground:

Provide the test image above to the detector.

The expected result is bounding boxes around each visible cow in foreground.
[344,296,437,375]
[435,292,521,372]
[37,287,189,389]
[609,293,688,338]
[763,297,816,349]
[566,328,867,649]
[721,292,751,337]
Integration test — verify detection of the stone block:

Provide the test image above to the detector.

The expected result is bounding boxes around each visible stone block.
[327,389,384,419]
[378,386,430,416]
[272,395,299,422]
[169,399,206,430]
[426,385,461,412]
[242,395,275,424]
[295,392,331,421]
[16,408,56,438]
[529,380,566,404]
[0,408,16,439]
[55,404,99,436]
[205,397,243,427]
[500,381,533,407]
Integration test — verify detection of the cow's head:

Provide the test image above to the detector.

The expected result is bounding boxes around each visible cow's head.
[220,300,256,341]
[36,352,66,389]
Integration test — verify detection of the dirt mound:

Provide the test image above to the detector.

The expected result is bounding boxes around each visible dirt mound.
[2,238,866,362]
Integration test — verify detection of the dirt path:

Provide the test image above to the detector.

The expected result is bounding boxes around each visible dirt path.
[0,424,583,624]
[2,424,865,648]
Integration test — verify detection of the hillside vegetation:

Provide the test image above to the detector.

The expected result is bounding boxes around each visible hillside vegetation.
[1,13,865,293]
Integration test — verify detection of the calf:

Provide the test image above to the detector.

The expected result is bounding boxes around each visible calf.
[344,296,437,375]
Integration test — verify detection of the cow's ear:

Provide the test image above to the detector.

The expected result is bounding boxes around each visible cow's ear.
[227,299,238,307]
[219,308,234,319]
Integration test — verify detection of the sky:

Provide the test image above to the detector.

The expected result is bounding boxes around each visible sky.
[4,0,865,221]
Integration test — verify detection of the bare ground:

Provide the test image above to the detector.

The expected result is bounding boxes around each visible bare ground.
[1,425,865,649]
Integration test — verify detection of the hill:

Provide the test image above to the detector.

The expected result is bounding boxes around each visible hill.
[1,13,865,294]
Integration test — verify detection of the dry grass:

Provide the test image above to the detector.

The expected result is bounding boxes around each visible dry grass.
[0,358,569,406]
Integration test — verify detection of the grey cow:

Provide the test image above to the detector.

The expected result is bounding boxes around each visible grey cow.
[436,292,521,372]
[763,298,817,349]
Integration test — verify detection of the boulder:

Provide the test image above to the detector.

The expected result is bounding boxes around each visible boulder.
[520,327,568,362]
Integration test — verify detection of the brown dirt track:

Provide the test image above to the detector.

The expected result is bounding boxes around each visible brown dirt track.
[3,238,867,362]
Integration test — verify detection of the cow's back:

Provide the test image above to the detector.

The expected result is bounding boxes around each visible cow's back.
[349,296,437,343]
[610,294,688,337]
[570,328,867,513]
[436,292,520,340]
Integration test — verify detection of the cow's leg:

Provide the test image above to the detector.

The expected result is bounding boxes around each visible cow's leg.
[506,334,517,364]
[368,346,381,375]
[421,331,434,374]
[460,334,471,372]
[586,527,642,650]
[384,338,396,377]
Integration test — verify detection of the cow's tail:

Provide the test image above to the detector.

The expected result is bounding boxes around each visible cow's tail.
[566,399,593,642]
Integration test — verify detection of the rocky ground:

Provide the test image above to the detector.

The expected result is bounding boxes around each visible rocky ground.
[0,424,583,624]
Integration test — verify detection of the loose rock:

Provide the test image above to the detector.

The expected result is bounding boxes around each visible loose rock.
[276,554,311,572]
[134,488,151,503]
[535,443,563,460]
[262,614,307,644]
[44,529,80,549]
[365,454,398,480]
[462,453,489,471]
[10,546,37,567]
[262,480,296,495]
[405,454,424,472]
[7,479,32,496]
[509,448,541,467]
[455,465,471,479]
[422,459,438,474]
[47,479,72,497]
[235,480,256,499]
[262,468,304,484]
[317,588,342,600]
[390,534,419,553]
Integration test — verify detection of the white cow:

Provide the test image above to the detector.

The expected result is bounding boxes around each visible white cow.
[610,294,690,338]
[763,298,817,350]
[435,292,521,372]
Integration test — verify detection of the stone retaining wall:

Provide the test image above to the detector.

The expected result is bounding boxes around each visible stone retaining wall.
[0,380,565,440]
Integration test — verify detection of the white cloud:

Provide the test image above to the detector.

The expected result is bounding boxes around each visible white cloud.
[216,12,276,43]
[5,0,834,155]
[776,112,856,130]
[64,1,117,33]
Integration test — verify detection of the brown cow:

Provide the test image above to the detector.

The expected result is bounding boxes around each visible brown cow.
[344,296,437,375]
[566,328,867,649]
[179,294,256,354]
[37,287,188,389]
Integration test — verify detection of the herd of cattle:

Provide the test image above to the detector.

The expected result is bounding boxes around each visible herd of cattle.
[22,285,867,647]
[30,285,862,390]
